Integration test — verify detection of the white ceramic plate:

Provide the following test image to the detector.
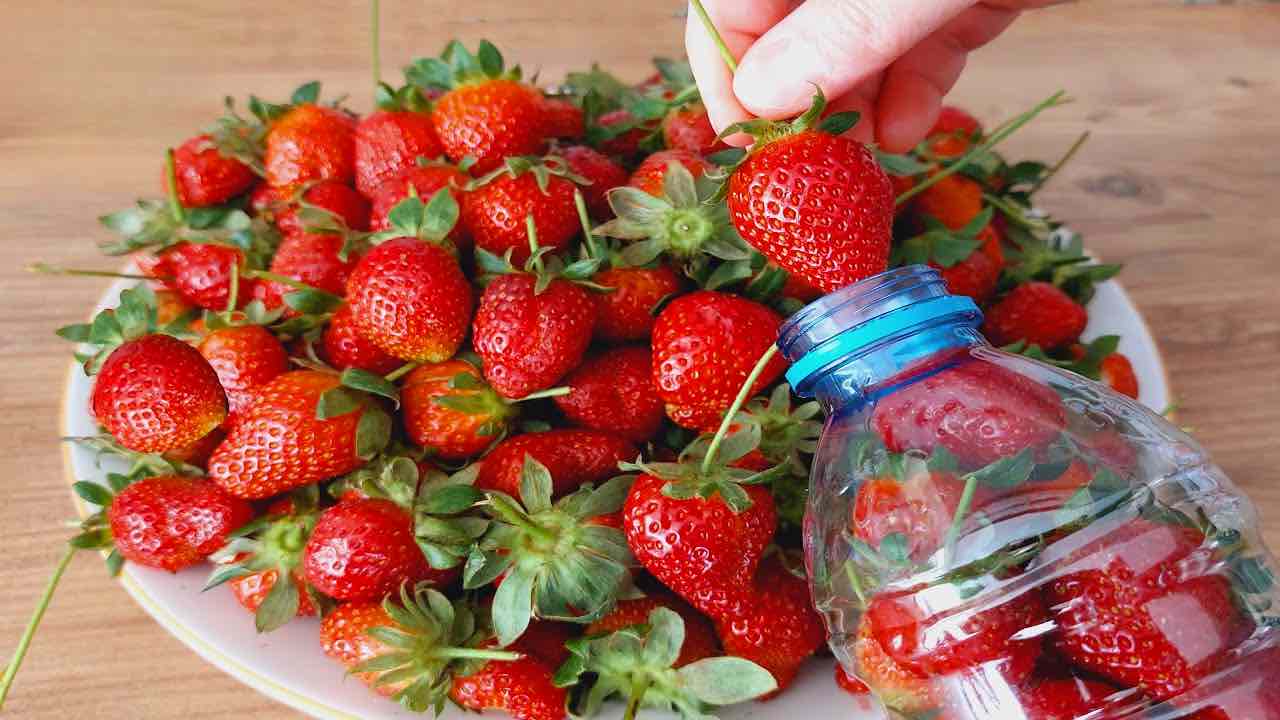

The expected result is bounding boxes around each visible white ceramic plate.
[61,275,1170,720]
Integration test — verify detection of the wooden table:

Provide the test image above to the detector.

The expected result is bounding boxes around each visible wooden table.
[2,1,1278,717]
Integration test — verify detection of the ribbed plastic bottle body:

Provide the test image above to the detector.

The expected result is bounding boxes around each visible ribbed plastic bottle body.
[782,266,1280,719]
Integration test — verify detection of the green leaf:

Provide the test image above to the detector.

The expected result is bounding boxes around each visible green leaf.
[203,562,252,591]
[420,484,482,515]
[56,323,93,343]
[420,188,460,241]
[967,448,1036,490]
[927,446,959,473]
[105,549,125,576]
[255,571,300,632]
[518,456,555,514]
[677,657,777,704]
[315,387,361,419]
[69,529,111,550]
[819,111,860,136]
[341,368,400,405]
[875,150,931,177]
[573,475,633,519]
[476,40,504,78]
[463,547,512,589]
[72,481,114,508]
[641,607,684,669]
[491,563,536,646]
[284,289,343,315]
[879,533,910,565]
[355,409,393,460]
[706,148,746,167]
[291,81,321,105]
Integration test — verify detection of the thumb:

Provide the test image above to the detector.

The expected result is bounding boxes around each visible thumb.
[733,0,976,118]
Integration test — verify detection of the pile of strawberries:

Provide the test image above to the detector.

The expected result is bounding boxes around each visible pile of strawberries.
[9,34,1193,720]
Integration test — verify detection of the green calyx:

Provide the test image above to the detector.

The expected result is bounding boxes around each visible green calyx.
[625,423,786,514]
[68,466,160,576]
[404,39,521,92]
[414,464,490,571]
[313,375,394,461]
[67,434,205,479]
[57,284,166,374]
[476,214,606,295]
[429,368,524,440]
[468,155,590,195]
[329,450,425,509]
[1002,334,1121,382]
[738,384,822,474]
[350,583,521,714]
[465,457,636,646]
[719,87,860,153]
[375,82,431,113]
[892,207,994,269]
[555,607,776,720]
[206,81,325,174]
[995,213,1121,305]
[368,187,461,252]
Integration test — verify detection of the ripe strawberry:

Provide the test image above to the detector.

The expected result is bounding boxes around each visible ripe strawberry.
[354,109,442,196]
[510,619,575,668]
[253,231,359,310]
[256,180,371,235]
[834,665,870,695]
[93,333,227,453]
[592,265,683,342]
[473,272,598,399]
[462,157,584,265]
[651,291,786,431]
[346,201,474,362]
[197,324,289,419]
[1043,519,1252,701]
[871,357,1067,467]
[450,649,567,720]
[852,470,989,564]
[106,475,253,572]
[320,302,403,375]
[163,427,224,469]
[264,103,356,188]
[169,134,255,207]
[555,145,627,218]
[368,161,470,248]
[851,610,935,712]
[983,281,1088,350]
[208,370,390,499]
[476,429,636,498]
[927,106,982,160]
[935,224,1005,302]
[1014,676,1118,720]
[541,96,584,139]
[585,594,719,667]
[724,91,893,292]
[157,242,257,311]
[662,105,727,156]
[228,567,315,619]
[304,497,453,601]
[1174,645,1280,720]
[554,347,664,442]
[401,358,521,460]
[596,109,656,157]
[912,174,984,231]
[413,41,548,173]
[152,288,196,327]
[629,149,712,197]
[1101,352,1139,399]
[713,554,826,692]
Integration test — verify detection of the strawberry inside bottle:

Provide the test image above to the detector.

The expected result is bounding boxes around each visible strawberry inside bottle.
[778,265,1280,720]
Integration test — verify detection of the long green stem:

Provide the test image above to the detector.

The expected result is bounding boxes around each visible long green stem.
[941,474,979,567]
[514,386,571,402]
[431,647,521,662]
[28,263,155,281]
[245,270,328,294]
[0,546,77,709]
[689,0,737,73]
[623,676,650,720]
[701,345,778,475]
[896,91,1070,207]
[224,261,240,313]
[1029,130,1090,194]
[370,0,382,89]
[384,362,418,383]
[164,148,187,224]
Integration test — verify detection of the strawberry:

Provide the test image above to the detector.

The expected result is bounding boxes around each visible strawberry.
[169,134,255,207]
[555,145,627,218]
[651,291,786,431]
[152,288,197,327]
[912,173,984,231]
[256,180,371,236]
[253,231,359,310]
[1043,519,1252,701]
[320,302,403,375]
[197,324,289,419]
[586,594,719,667]
[596,109,657,157]
[834,665,870,695]
[163,427,225,469]
[450,649,567,720]
[935,224,1005,302]
[1014,676,1118,720]
[629,149,712,197]
[207,370,391,499]
[982,281,1088,350]
[541,96,585,139]
[852,470,984,565]
[407,41,548,173]
[304,497,454,601]
[158,242,258,311]
[1101,352,1139,399]
[509,619,575,668]
[851,610,936,712]
[1174,645,1280,720]
[368,161,470,248]
[346,193,474,363]
[662,105,727,156]
[724,91,893,293]
[462,157,585,264]
[871,357,1067,467]
[927,106,982,160]
[554,347,664,442]
[713,553,826,692]
[400,358,527,460]
[227,567,315,621]
[354,109,442,197]
[475,429,637,498]
[592,264,683,342]
[264,102,356,188]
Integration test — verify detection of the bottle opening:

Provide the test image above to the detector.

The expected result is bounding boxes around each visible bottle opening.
[777,265,982,397]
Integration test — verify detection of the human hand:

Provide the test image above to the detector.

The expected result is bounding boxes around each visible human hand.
[686,0,1063,151]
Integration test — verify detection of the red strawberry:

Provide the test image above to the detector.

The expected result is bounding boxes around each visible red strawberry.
[592,265,683,342]
[158,242,256,311]
[651,291,786,431]
[936,224,1005,303]
[264,103,356,188]
[554,347,663,442]
[1101,352,1139,399]
[596,109,656,157]
[368,162,470,248]
[834,665,870,695]
[662,105,727,156]
[713,554,826,692]
[510,620,575,668]
[871,357,1067,467]
[1175,645,1280,720]
[450,649,567,720]
[927,106,982,160]
[475,429,636,498]
[107,475,253,572]
[346,236,473,363]
[851,612,935,712]
[93,333,227,453]
[541,97,584,139]
[912,174,984,231]
[303,497,453,601]
[256,180,371,236]
[725,93,893,293]
[401,358,519,460]
[629,149,712,197]
[208,370,389,499]
[586,594,719,667]
[556,145,628,218]
[162,427,225,469]
[852,470,991,564]
[228,567,315,618]
[169,134,255,207]
[462,158,583,265]
[983,281,1088,350]
[354,109,442,196]
[473,273,598,398]
[209,499,322,630]
[1014,676,1118,720]
[320,302,403,375]
[623,472,776,619]
[197,324,289,419]
[1043,519,1252,701]
[253,231,359,310]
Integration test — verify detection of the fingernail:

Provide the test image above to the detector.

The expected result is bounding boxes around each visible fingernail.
[734,36,823,116]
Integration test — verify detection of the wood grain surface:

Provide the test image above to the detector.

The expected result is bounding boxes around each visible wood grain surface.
[2,1,1278,717]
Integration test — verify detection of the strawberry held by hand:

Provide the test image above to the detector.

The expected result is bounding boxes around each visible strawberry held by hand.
[724,90,894,293]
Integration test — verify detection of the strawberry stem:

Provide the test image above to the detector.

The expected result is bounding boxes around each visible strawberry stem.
[370,0,382,90]
[384,362,418,383]
[941,474,979,567]
[701,344,779,475]
[225,261,240,313]
[623,676,649,720]
[28,263,157,281]
[1029,130,1090,194]
[164,148,187,224]
[895,91,1070,207]
[0,545,77,709]
[429,647,522,662]
[689,0,738,73]
[513,386,571,402]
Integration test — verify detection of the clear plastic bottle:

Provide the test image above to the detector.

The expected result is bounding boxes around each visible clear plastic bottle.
[777,265,1280,720]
